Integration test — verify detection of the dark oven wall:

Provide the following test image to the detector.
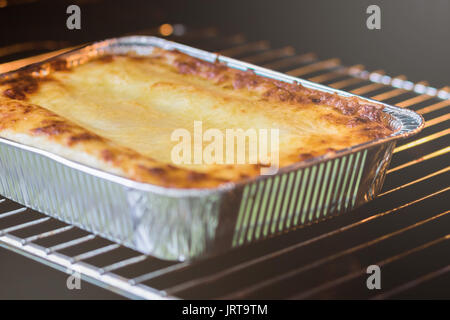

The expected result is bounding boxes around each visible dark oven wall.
[0,0,449,87]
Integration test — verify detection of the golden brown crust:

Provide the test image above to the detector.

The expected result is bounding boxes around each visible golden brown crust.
[162,50,391,128]
[0,49,395,188]
[0,98,233,188]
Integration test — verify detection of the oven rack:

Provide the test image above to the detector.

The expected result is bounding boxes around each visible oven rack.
[0,25,449,299]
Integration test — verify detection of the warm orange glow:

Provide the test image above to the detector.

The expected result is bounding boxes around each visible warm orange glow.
[351,83,384,95]
[330,77,364,89]
[371,88,406,101]
[159,24,173,36]
[416,100,450,115]
[397,94,433,108]
[425,114,450,128]
[379,167,449,197]
[394,129,449,153]
[307,65,362,83]
[388,147,450,174]
[287,58,340,77]
[0,46,78,73]
[0,0,7,9]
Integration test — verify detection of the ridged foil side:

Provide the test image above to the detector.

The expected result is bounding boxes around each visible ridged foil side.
[230,146,396,247]
[0,141,225,260]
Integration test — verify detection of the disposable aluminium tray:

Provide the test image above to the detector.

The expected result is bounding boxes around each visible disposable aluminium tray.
[0,36,424,261]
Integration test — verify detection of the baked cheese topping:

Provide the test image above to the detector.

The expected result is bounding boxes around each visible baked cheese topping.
[0,49,394,188]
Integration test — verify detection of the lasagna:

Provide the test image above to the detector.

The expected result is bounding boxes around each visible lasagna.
[0,48,394,188]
